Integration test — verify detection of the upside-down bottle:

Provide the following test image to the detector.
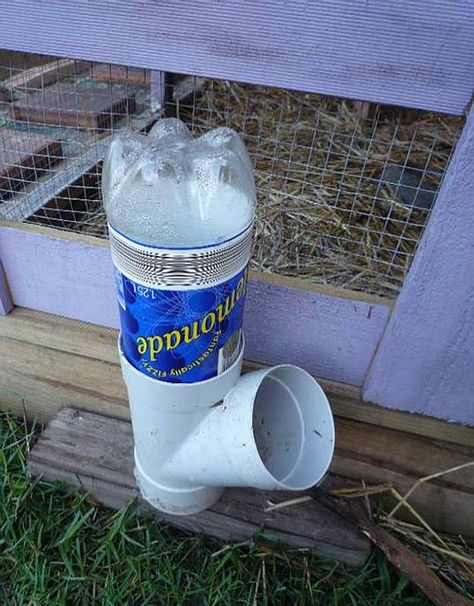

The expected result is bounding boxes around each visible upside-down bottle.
[102,119,256,383]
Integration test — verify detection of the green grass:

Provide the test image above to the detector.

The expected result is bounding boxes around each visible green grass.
[0,411,433,606]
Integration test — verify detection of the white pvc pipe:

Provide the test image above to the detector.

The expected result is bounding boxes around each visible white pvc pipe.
[120,337,335,516]
[120,337,245,514]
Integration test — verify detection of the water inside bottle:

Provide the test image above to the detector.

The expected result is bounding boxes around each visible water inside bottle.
[103,119,256,247]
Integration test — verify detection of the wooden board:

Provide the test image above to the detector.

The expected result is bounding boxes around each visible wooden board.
[324,380,474,448]
[0,129,63,199]
[3,58,88,91]
[12,83,136,130]
[4,307,473,448]
[0,307,471,445]
[90,64,149,86]
[28,407,371,567]
[0,222,391,387]
[1,1,473,114]
[331,419,474,536]
[1,307,473,537]
[364,106,474,426]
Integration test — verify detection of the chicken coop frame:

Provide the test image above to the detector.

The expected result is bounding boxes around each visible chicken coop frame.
[0,0,473,430]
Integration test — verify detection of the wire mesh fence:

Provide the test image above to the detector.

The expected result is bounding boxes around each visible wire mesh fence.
[0,51,464,298]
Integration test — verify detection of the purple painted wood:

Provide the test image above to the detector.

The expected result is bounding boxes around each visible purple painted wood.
[364,107,474,426]
[0,228,118,327]
[0,225,390,386]
[245,278,390,385]
[0,260,13,315]
[1,1,473,114]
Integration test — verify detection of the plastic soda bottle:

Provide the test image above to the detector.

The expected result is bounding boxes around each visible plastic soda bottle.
[102,119,256,383]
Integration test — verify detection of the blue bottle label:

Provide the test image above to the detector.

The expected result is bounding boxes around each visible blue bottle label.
[116,265,249,383]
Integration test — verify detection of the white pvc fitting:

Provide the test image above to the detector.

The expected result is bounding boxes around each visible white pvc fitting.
[120,337,244,514]
[120,338,335,515]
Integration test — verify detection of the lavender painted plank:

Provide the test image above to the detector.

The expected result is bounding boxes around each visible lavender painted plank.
[1,1,473,114]
[0,224,390,386]
[245,277,390,385]
[364,107,474,426]
[0,260,13,315]
[0,227,118,328]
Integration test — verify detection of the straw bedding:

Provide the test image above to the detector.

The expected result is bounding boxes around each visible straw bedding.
[179,80,463,298]
[26,77,462,299]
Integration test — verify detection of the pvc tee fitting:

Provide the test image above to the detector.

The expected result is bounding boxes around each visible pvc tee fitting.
[120,337,335,516]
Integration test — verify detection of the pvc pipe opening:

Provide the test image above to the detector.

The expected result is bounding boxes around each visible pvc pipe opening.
[251,366,335,490]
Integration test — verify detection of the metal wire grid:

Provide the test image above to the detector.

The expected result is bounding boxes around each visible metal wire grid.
[0,53,154,222]
[0,52,464,298]
[176,80,463,296]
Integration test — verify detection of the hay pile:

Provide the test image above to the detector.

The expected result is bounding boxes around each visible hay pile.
[33,78,462,299]
[180,81,463,297]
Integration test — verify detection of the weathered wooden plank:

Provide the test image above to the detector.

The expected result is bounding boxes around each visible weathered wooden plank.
[0,129,63,200]
[1,1,473,114]
[320,377,474,450]
[2,308,473,536]
[0,337,128,420]
[90,64,149,86]
[0,222,390,386]
[12,83,136,129]
[364,107,474,426]
[3,306,474,448]
[0,307,119,363]
[27,407,371,567]
[331,419,474,536]
[3,58,88,91]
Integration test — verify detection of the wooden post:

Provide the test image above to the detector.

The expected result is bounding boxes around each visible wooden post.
[363,106,474,425]
[150,70,166,113]
[0,260,13,315]
[351,100,371,121]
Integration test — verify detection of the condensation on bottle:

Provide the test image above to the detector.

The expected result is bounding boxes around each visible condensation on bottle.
[103,118,256,247]
[103,119,256,384]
